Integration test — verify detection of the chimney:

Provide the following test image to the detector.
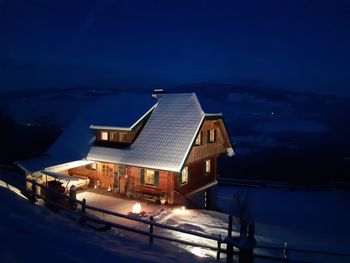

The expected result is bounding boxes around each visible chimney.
[152,89,166,99]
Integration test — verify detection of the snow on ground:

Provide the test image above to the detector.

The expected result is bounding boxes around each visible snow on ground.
[2,167,350,262]
[77,191,234,259]
[0,183,216,263]
[217,186,350,262]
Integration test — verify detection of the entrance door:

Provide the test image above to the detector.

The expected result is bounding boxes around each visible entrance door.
[99,163,114,190]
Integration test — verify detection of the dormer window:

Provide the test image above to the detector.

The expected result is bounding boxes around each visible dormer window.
[100,131,108,141]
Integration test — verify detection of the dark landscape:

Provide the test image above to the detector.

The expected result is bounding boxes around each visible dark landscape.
[1,84,349,185]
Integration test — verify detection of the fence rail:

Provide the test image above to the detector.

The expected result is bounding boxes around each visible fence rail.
[24,178,350,263]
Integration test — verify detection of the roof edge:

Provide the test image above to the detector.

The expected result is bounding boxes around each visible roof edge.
[177,114,206,172]
[87,155,181,173]
[204,113,223,117]
[89,103,157,131]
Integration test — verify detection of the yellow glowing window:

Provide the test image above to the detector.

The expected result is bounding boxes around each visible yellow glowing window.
[100,131,108,140]
[195,131,202,146]
[86,162,97,170]
[208,129,216,143]
[145,170,155,185]
[205,159,211,174]
[181,166,188,184]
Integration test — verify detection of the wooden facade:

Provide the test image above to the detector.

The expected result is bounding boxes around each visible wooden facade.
[66,118,230,205]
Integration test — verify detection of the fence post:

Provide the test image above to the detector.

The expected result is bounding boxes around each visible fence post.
[69,185,77,210]
[149,216,154,243]
[226,215,234,263]
[79,198,86,225]
[217,234,222,260]
[30,179,37,203]
[283,242,288,262]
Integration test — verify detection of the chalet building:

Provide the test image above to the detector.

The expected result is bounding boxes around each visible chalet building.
[18,92,234,207]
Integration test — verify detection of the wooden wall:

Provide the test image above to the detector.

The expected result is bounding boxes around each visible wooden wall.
[173,157,217,201]
[187,119,227,163]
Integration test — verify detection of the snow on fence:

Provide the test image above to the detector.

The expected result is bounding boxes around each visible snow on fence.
[25,178,350,263]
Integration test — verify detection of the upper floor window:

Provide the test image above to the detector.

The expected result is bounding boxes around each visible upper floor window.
[205,159,211,174]
[100,131,108,141]
[208,129,216,143]
[195,131,202,146]
[86,162,97,170]
[181,166,189,184]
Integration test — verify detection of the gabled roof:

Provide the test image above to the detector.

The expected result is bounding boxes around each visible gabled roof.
[88,93,205,172]
[17,93,156,173]
[18,92,231,174]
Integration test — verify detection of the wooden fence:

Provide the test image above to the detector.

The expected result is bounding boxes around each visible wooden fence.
[25,178,350,263]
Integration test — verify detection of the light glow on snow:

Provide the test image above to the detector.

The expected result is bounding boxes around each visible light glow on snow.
[189,246,207,258]
[132,202,142,214]
[173,206,188,215]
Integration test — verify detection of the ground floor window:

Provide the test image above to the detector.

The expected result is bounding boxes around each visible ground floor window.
[205,159,211,174]
[145,169,155,185]
[181,166,188,184]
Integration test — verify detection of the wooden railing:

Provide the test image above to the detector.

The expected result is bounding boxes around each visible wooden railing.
[24,178,350,263]
[26,179,229,260]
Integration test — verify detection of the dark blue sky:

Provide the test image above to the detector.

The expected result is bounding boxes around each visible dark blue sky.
[0,0,349,95]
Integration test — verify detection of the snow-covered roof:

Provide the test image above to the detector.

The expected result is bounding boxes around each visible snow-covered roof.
[17,93,156,173]
[18,92,227,173]
[87,93,205,172]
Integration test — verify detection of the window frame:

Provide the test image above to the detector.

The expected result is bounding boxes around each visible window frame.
[205,159,211,175]
[208,129,216,143]
[100,131,109,141]
[194,131,202,146]
[181,166,189,185]
[144,169,155,186]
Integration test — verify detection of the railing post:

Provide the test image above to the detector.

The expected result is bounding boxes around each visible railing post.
[217,234,222,260]
[69,185,77,210]
[283,242,288,262]
[149,216,154,243]
[226,214,233,263]
[79,198,86,225]
[30,179,37,203]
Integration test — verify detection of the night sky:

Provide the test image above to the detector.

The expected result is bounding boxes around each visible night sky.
[0,0,349,95]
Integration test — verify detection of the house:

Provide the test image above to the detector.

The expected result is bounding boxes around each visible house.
[18,92,234,207]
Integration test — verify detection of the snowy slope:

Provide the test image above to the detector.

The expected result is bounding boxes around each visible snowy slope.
[0,184,215,263]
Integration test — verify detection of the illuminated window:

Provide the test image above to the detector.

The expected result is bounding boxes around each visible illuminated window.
[100,131,108,141]
[86,162,97,170]
[205,160,211,174]
[208,129,216,143]
[145,170,155,185]
[181,166,188,184]
[195,131,202,146]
